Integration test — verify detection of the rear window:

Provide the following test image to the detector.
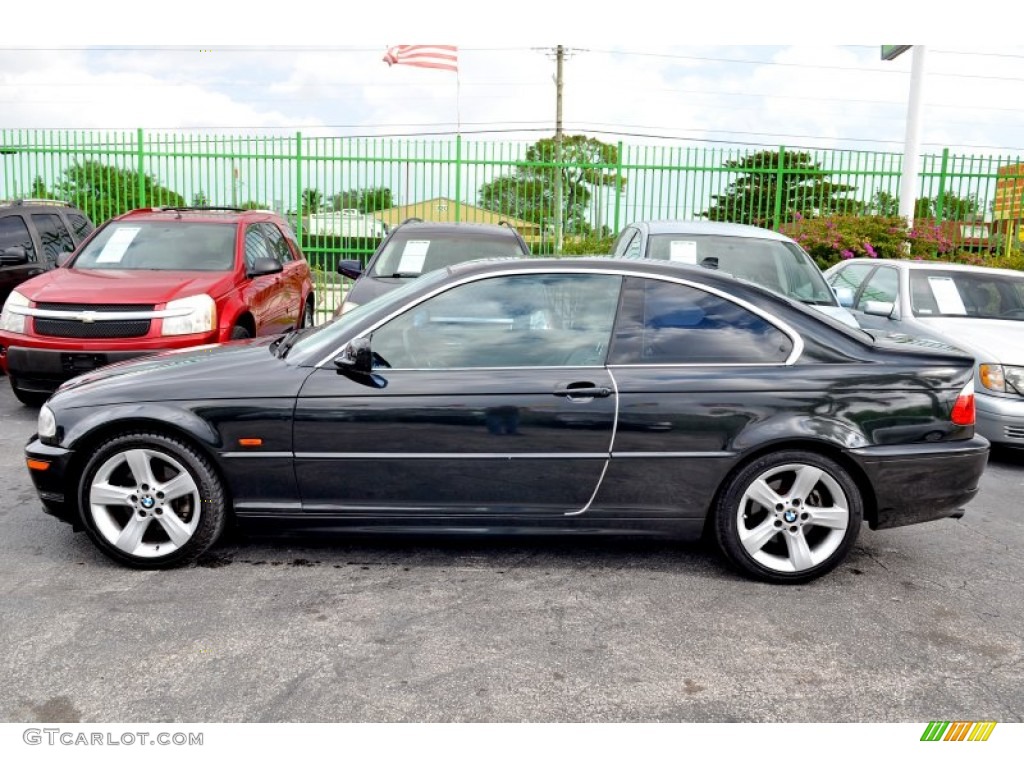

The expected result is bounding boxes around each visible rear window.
[72,222,237,271]
[645,234,836,305]
[368,232,526,278]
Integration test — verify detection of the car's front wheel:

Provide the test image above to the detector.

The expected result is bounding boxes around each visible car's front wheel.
[713,450,863,583]
[78,432,226,568]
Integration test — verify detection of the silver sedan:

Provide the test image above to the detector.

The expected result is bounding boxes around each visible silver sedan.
[825,257,1024,446]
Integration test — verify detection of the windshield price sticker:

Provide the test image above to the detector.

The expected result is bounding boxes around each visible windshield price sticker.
[928,276,968,315]
[95,227,141,264]
[669,240,698,264]
[397,240,431,274]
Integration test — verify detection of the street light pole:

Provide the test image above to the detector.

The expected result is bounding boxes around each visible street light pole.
[898,46,927,228]
[554,44,564,255]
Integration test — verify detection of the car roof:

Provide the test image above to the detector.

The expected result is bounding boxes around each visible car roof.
[114,207,281,224]
[835,257,1024,278]
[625,219,795,242]
[391,220,522,236]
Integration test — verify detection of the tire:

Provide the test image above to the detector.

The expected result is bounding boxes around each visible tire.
[299,298,315,329]
[713,450,863,584]
[77,432,227,569]
[230,324,252,340]
[10,379,49,407]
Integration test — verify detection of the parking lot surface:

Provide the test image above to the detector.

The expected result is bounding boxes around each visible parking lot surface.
[0,381,1022,722]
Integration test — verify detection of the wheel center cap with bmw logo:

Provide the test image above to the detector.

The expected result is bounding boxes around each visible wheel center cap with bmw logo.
[784,509,798,523]
[141,496,155,509]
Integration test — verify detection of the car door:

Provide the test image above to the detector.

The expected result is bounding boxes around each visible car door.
[292,271,623,516]
[0,214,43,302]
[597,275,799,518]
[261,222,303,328]
[242,223,287,334]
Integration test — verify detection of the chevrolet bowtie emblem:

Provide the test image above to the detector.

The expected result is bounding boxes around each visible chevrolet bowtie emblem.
[77,311,97,323]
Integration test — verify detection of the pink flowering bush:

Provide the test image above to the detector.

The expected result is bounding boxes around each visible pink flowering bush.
[781,215,954,270]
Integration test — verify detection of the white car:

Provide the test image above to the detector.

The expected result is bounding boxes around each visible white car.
[611,220,859,328]
[825,258,1024,446]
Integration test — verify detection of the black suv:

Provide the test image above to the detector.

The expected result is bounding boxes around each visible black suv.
[0,199,95,307]
[334,219,531,316]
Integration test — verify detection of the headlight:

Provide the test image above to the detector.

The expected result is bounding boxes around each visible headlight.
[340,300,359,315]
[37,405,56,439]
[161,294,217,336]
[979,364,1024,395]
[0,290,29,334]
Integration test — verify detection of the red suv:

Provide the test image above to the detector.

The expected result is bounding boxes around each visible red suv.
[0,207,314,405]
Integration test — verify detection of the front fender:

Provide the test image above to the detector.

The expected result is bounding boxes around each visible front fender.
[62,403,221,451]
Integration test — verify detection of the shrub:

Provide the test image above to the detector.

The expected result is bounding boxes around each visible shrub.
[781,214,954,270]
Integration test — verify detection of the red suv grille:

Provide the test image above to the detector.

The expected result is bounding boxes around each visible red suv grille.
[32,303,156,339]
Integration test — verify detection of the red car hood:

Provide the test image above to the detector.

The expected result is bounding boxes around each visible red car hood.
[21,268,236,305]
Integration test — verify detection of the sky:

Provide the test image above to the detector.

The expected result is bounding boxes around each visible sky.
[3,1,1024,159]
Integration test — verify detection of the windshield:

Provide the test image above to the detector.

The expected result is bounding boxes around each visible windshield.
[286,268,452,363]
[910,269,1024,320]
[369,232,525,278]
[73,222,236,271]
[645,234,836,305]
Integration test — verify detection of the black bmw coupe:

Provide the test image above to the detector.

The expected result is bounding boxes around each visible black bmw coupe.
[25,258,989,582]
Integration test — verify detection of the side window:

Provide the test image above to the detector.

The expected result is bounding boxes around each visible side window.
[855,266,899,309]
[609,277,794,365]
[261,223,293,263]
[370,273,622,369]
[30,213,75,262]
[0,215,37,261]
[828,263,874,296]
[612,227,638,257]
[244,225,271,271]
[65,212,94,242]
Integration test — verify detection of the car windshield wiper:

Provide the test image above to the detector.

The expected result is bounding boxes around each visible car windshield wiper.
[384,271,422,278]
[273,328,310,359]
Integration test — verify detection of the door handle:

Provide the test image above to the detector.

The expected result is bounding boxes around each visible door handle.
[553,382,612,399]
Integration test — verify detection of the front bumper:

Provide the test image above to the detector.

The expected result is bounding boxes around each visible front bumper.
[849,436,990,529]
[975,392,1024,446]
[24,437,80,528]
[5,346,173,394]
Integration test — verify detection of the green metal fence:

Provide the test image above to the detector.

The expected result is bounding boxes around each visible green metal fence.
[3,129,1022,321]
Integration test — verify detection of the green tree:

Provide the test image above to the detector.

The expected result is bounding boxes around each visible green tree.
[332,187,394,213]
[701,150,858,227]
[192,190,209,207]
[300,188,322,214]
[28,176,54,200]
[57,161,184,224]
[478,135,625,236]
[239,200,269,210]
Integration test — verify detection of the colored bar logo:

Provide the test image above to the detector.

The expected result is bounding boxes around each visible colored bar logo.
[921,721,997,741]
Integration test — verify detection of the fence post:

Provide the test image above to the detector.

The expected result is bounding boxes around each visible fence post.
[136,128,146,208]
[454,134,462,222]
[614,141,623,235]
[772,145,786,230]
[295,131,303,241]
[935,147,950,223]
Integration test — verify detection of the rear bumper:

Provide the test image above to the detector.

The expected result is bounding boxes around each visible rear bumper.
[976,392,1024,446]
[849,436,990,529]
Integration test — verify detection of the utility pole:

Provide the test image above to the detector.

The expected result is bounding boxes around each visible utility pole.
[554,44,565,255]
[898,46,927,228]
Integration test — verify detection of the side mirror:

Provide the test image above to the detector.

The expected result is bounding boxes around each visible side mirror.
[248,256,283,278]
[334,337,372,373]
[56,250,75,268]
[862,300,897,319]
[0,246,29,266]
[337,259,364,280]
[832,286,855,308]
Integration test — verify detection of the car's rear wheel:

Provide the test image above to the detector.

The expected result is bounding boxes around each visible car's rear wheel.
[713,450,862,583]
[78,432,226,568]
[9,378,48,407]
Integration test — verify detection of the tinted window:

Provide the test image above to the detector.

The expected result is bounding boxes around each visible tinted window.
[261,223,293,263]
[856,266,899,309]
[30,213,75,262]
[244,225,271,270]
[609,277,794,365]
[910,269,1024,319]
[0,215,36,261]
[66,212,94,241]
[74,222,236,271]
[369,232,526,278]
[371,273,622,369]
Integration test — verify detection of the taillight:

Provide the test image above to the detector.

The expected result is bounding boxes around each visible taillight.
[950,379,976,427]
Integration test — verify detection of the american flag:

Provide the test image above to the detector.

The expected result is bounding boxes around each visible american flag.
[382,45,458,73]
